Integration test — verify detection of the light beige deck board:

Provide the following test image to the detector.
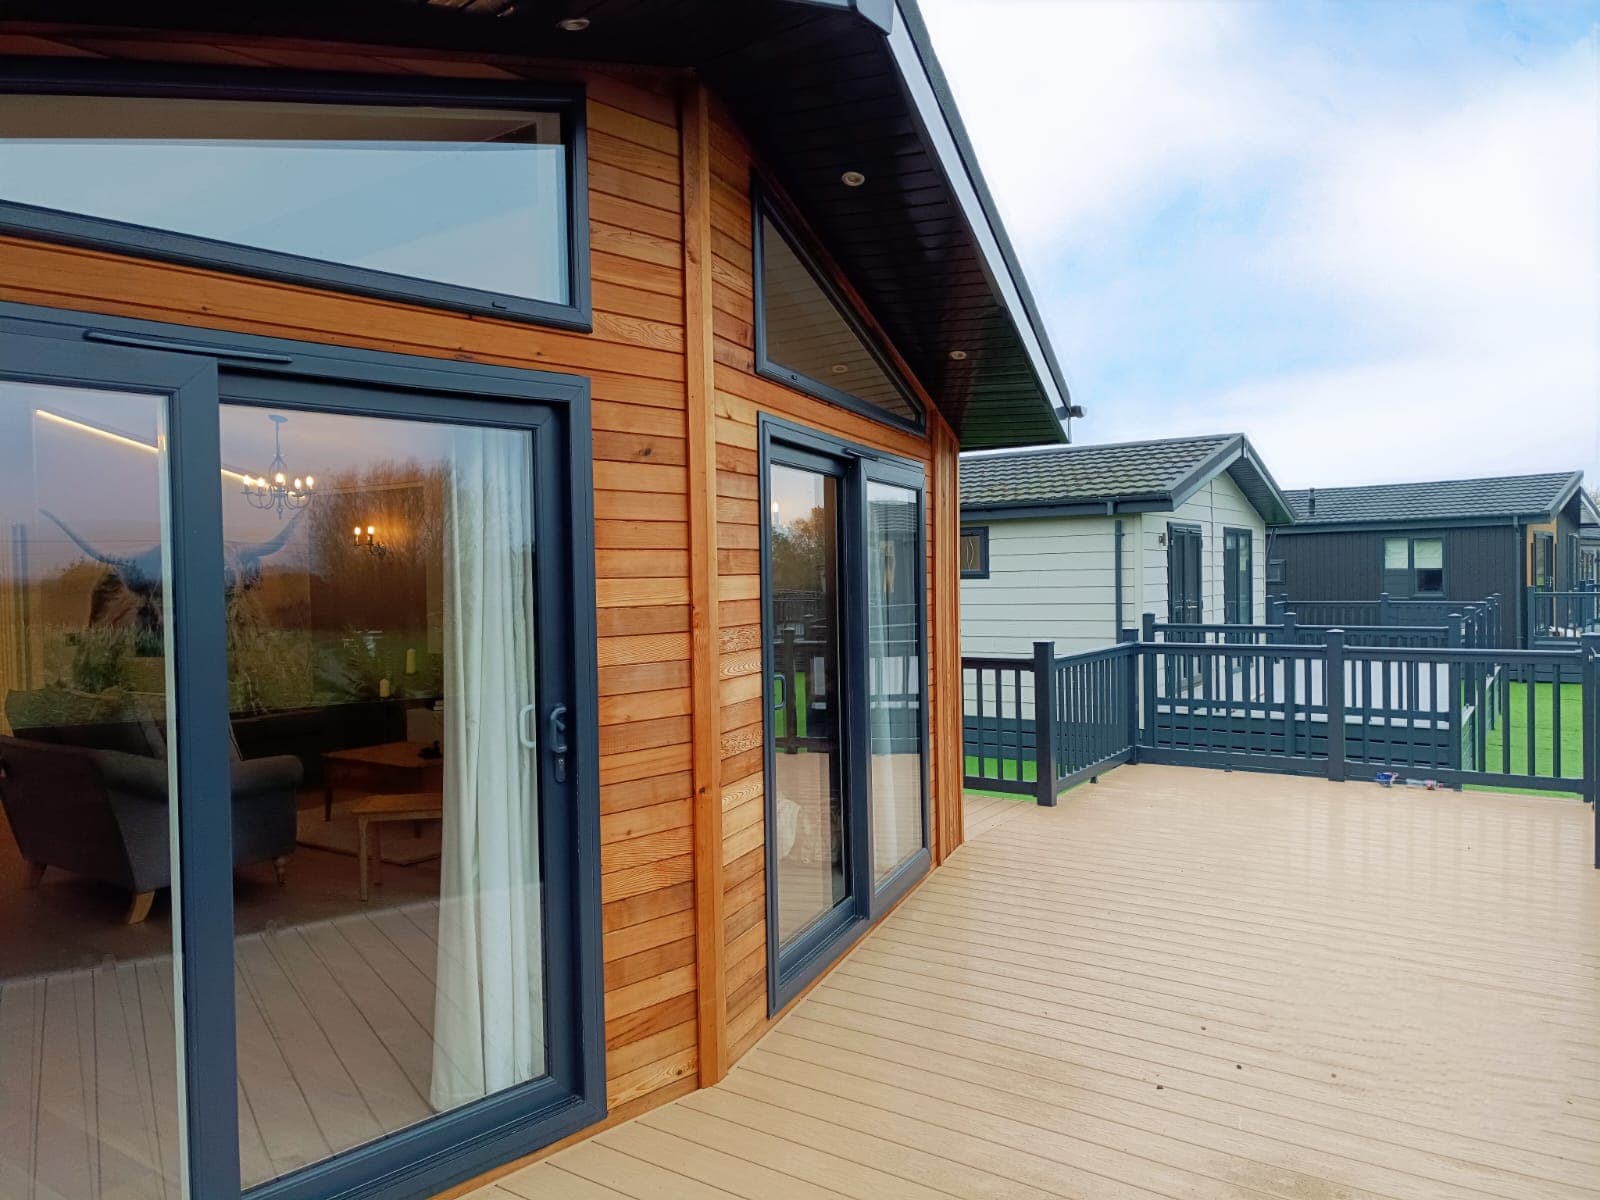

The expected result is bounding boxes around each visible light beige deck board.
[465,765,1600,1200]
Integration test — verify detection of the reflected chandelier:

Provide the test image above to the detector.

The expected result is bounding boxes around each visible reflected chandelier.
[243,414,315,519]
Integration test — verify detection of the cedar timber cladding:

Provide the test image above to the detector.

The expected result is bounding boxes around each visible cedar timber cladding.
[704,98,959,1061]
[0,30,965,1135]
[0,43,703,1122]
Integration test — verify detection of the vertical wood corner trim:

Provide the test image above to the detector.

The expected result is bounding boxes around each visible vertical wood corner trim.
[681,77,728,1085]
[932,414,963,862]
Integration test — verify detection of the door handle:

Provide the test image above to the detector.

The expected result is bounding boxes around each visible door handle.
[518,704,539,750]
[772,674,787,711]
[547,703,569,784]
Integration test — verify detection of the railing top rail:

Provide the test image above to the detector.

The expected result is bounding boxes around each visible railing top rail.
[1052,643,1137,667]
[1346,645,1584,664]
[1134,639,1327,659]
[961,655,1033,670]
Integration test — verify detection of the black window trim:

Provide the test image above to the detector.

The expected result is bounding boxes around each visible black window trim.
[758,414,932,1017]
[1383,534,1447,598]
[959,524,990,579]
[751,182,927,436]
[0,299,606,1200]
[0,60,592,333]
[1222,525,1253,624]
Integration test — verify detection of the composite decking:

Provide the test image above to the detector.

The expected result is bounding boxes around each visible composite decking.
[0,900,448,1197]
[471,765,1600,1200]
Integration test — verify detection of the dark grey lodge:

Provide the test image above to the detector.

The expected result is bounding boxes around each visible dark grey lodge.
[1272,470,1598,648]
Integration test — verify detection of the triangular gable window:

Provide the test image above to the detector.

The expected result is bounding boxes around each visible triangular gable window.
[755,206,924,431]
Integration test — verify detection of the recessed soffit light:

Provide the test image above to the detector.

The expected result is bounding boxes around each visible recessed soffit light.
[556,17,591,31]
[948,350,968,361]
[840,170,867,188]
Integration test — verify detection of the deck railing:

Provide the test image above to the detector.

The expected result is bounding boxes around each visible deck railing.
[1270,594,1503,650]
[1528,587,1600,644]
[962,623,1599,864]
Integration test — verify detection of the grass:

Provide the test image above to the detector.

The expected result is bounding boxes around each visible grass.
[958,681,1588,802]
[1469,681,1584,798]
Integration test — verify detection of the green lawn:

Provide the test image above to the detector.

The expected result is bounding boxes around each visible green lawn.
[772,672,808,741]
[1470,681,1584,798]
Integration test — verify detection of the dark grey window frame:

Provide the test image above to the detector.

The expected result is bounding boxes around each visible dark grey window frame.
[758,415,931,1016]
[1382,535,1447,598]
[1222,526,1252,624]
[1166,522,1204,623]
[751,185,926,436]
[0,61,592,332]
[0,300,606,1200]
[960,525,990,579]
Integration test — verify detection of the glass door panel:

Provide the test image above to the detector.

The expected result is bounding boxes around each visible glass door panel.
[217,405,546,1186]
[865,481,925,885]
[767,462,848,946]
[0,382,183,1197]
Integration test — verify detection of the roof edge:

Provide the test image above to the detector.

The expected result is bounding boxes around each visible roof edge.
[886,0,1071,446]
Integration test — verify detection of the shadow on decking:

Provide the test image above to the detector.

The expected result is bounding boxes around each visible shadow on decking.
[476,765,1600,1200]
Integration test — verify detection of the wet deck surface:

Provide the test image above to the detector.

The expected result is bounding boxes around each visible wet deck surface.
[471,765,1600,1200]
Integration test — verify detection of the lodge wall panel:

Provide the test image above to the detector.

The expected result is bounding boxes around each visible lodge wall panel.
[703,99,959,1058]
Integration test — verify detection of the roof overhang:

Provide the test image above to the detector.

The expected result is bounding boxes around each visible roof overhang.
[1167,435,1296,526]
[0,0,1072,449]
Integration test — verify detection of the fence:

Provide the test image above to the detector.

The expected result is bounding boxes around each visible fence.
[1529,587,1600,644]
[1269,593,1502,650]
[963,625,1599,863]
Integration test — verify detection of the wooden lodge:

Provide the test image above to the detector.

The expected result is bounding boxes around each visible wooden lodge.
[0,3,1073,1199]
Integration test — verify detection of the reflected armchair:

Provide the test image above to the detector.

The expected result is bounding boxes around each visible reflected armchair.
[0,734,302,923]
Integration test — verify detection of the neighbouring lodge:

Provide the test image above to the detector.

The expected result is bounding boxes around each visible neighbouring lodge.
[0,4,1074,1199]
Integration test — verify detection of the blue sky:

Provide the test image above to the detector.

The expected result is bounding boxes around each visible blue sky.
[922,0,1600,489]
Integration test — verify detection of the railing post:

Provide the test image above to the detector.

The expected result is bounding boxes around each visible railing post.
[1379,592,1392,626]
[1268,595,1286,624]
[781,627,799,754]
[1447,615,1464,783]
[1119,628,1139,763]
[1583,634,1600,868]
[1280,610,1298,645]
[1032,640,1058,807]
[1141,612,1157,751]
[1324,628,1346,781]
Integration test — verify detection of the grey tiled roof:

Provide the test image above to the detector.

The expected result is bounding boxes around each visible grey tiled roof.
[1284,473,1582,524]
[960,435,1238,507]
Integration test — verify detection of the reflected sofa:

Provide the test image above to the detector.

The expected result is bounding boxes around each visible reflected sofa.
[0,718,302,923]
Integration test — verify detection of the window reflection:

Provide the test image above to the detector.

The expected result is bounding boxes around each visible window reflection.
[0,94,569,304]
[218,406,547,1185]
[0,383,183,1196]
[866,482,925,882]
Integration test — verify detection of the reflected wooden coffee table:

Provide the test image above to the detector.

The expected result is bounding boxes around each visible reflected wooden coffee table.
[351,792,444,901]
[321,741,443,821]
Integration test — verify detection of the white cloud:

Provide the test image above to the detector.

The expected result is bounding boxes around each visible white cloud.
[920,0,1600,487]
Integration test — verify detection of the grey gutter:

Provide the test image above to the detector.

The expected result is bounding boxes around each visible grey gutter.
[886,0,1072,443]
[1278,513,1552,536]
[962,496,1174,521]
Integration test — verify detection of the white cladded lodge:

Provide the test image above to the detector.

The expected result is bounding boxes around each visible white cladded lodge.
[959,434,1296,656]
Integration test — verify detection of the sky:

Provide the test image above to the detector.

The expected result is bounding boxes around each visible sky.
[920,0,1600,490]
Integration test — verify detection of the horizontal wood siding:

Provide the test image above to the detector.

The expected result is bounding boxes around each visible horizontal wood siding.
[705,100,953,1064]
[0,46,702,1125]
[1141,474,1267,624]
[960,515,1124,657]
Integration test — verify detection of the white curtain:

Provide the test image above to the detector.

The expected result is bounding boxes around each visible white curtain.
[431,426,545,1112]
